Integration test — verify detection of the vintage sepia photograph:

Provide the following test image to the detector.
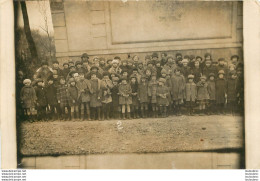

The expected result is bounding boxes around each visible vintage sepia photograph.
[14,0,244,169]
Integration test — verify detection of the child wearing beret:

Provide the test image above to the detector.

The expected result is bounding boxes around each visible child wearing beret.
[20,79,36,121]
[157,78,170,118]
[185,75,196,115]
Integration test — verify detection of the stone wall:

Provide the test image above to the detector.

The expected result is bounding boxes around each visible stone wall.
[50,1,243,64]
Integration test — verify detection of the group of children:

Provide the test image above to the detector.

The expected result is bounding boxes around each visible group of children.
[19,52,244,121]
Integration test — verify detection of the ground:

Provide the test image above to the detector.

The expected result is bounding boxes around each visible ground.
[19,115,244,156]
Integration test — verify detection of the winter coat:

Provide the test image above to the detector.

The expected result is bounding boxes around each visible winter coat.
[215,78,227,104]
[53,67,63,77]
[191,67,202,83]
[45,84,58,105]
[109,67,122,75]
[111,84,119,108]
[185,82,197,102]
[227,78,237,101]
[67,86,78,106]
[138,81,149,103]
[76,79,91,103]
[119,83,132,105]
[35,86,48,107]
[89,78,102,107]
[196,81,209,101]
[202,66,215,79]
[57,84,70,106]
[62,68,70,79]
[101,79,113,104]
[207,80,216,100]
[20,85,36,108]
[130,82,139,106]
[36,67,53,83]
[156,85,170,106]
[170,74,186,100]
[180,66,191,80]
[148,80,158,103]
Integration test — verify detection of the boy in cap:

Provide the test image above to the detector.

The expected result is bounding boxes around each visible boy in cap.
[119,77,132,120]
[57,76,71,120]
[217,58,228,75]
[157,78,170,118]
[45,76,59,120]
[132,55,140,69]
[151,52,159,65]
[227,70,238,115]
[75,61,84,74]
[160,52,168,66]
[185,75,196,115]
[231,55,239,68]
[52,60,63,76]
[62,63,70,78]
[138,75,149,118]
[215,70,227,114]
[68,60,74,68]
[202,59,214,79]
[20,79,36,121]
[104,59,113,71]
[196,75,209,115]
[191,60,202,83]
[207,73,216,115]
[68,78,79,119]
[35,79,48,121]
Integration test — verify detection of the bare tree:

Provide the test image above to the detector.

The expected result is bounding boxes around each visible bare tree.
[37,1,54,63]
[20,1,38,64]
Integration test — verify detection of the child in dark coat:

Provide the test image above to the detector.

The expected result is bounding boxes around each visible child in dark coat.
[45,77,59,120]
[227,70,238,115]
[111,77,120,119]
[68,78,79,120]
[35,79,48,121]
[138,75,149,118]
[157,78,170,118]
[148,74,158,118]
[215,70,227,114]
[20,79,36,121]
[207,73,216,115]
[130,76,139,119]
[196,75,209,115]
[101,72,113,120]
[185,75,196,115]
[57,77,71,120]
[119,77,132,119]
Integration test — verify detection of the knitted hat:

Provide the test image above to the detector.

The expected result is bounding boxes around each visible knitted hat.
[209,73,215,77]
[187,74,194,79]
[23,79,31,84]
[90,65,99,71]
[218,70,225,75]
[63,62,69,66]
[158,78,166,83]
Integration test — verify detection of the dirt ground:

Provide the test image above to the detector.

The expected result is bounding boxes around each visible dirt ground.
[19,115,244,156]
